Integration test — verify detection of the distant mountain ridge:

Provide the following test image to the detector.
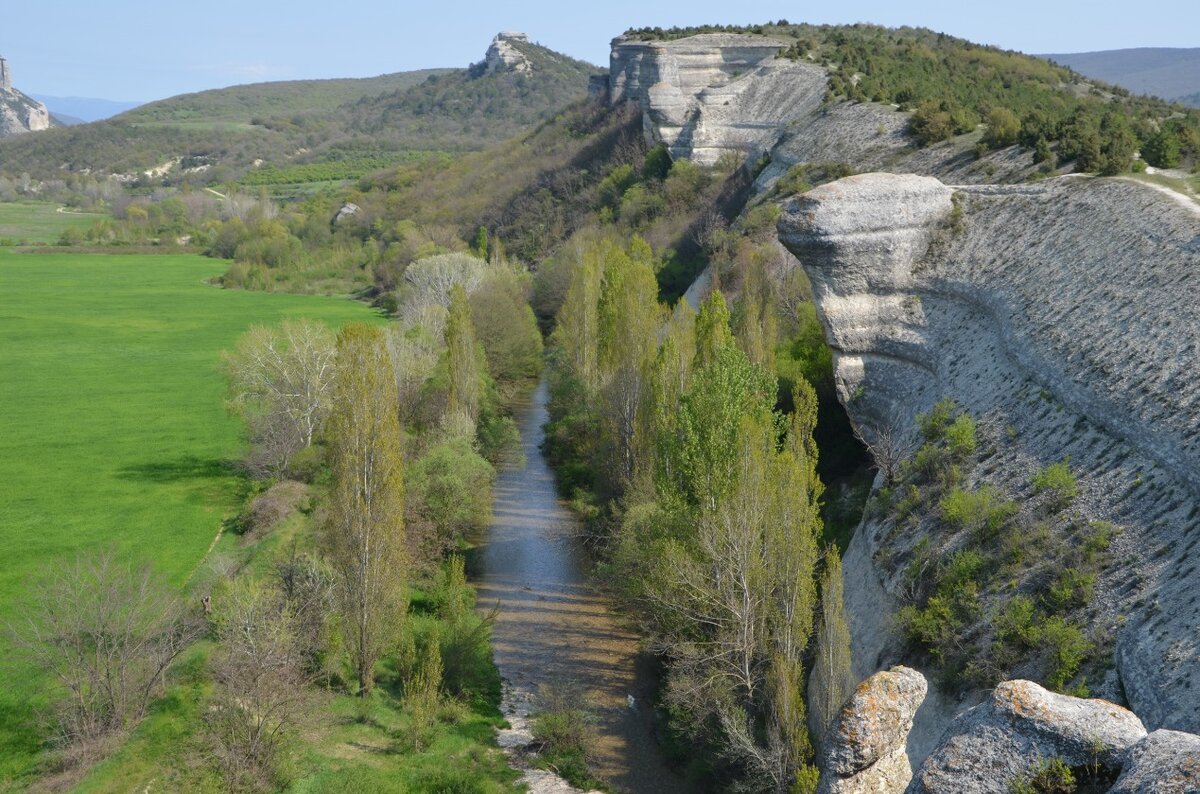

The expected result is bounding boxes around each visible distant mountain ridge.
[1042,47,1200,105]
[32,95,142,123]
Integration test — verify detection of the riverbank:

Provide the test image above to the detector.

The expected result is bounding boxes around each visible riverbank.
[474,378,686,793]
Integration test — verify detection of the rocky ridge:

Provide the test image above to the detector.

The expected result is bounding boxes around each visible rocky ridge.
[601,28,1200,790]
[0,56,51,137]
[481,32,534,75]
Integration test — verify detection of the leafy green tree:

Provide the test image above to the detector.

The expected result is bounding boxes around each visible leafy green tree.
[694,290,735,369]
[983,107,1021,149]
[809,544,854,744]
[597,238,663,486]
[469,269,543,385]
[472,226,488,260]
[1143,127,1182,168]
[445,284,482,423]
[323,324,407,696]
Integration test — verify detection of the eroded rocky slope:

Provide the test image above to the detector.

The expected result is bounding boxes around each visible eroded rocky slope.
[778,172,1200,738]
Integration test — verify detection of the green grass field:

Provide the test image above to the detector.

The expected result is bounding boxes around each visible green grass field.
[0,202,102,245]
[0,249,381,783]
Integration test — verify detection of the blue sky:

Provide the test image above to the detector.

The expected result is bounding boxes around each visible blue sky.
[4,0,1198,101]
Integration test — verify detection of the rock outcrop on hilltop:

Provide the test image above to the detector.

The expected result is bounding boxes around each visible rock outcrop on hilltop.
[481,32,533,75]
[609,34,827,165]
[0,56,51,137]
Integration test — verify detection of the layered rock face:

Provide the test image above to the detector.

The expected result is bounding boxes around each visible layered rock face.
[609,34,826,165]
[0,56,50,137]
[779,172,1200,738]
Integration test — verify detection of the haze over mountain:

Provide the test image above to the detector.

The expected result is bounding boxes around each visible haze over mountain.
[1043,47,1200,105]
[31,95,142,123]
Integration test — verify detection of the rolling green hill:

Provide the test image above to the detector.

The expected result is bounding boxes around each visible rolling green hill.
[0,36,598,183]
[119,69,452,125]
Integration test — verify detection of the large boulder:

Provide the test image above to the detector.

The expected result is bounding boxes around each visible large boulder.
[819,666,927,794]
[1110,729,1200,794]
[909,680,1147,793]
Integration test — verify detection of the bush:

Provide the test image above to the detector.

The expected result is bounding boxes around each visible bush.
[918,398,957,442]
[940,486,1017,539]
[1041,618,1090,692]
[531,684,602,790]
[944,414,977,460]
[1011,757,1076,794]
[1032,460,1077,511]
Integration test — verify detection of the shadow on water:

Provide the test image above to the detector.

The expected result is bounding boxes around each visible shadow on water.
[474,377,687,793]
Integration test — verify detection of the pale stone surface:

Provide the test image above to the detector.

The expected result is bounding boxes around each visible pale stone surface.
[482,32,533,75]
[779,172,1200,738]
[609,34,825,165]
[819,666,927,794]
[909,680,1147,793]
[0,55,51,137]
[1110,729,1200,794]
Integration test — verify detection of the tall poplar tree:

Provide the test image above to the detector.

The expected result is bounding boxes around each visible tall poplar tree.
[445,284,481,423]
[809,544,854,746]
[323,324,407,696]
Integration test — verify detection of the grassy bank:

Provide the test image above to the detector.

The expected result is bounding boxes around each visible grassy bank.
[0,249,380,783]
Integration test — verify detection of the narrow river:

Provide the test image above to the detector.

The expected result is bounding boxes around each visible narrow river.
[474,378,687,793]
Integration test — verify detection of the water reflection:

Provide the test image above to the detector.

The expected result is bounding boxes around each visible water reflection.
[475,378,686,793]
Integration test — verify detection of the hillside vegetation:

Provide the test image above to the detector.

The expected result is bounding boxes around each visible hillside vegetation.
[120,70,453,125]
[0,39,597,183]
[627,22,1200,172]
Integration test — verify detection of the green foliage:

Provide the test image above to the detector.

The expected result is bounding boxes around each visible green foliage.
[1032,460,1078,511]
[1041,618,1091,692]
[944,414,977,460]
[1011,757,1076,794]
[940,486,1018,539]
[407,439,495,545]
[983,107,1021,149]
[918,398,958,442]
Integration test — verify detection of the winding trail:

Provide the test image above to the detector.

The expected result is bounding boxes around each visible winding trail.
[474,378,686,793]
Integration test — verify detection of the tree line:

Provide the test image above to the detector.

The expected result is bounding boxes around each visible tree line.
[9,249,541,790]
[544,233,854,792]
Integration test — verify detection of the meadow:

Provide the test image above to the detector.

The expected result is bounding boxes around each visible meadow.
[0,248,381,782]
[0,202,100,245]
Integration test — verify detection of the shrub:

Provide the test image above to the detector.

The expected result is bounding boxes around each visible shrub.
[945,414,977,460]
[1032,460,1077,511]
[918,398,957,442]
[940,486,1017,539]
[1011,757,1075,794]
[1041,618,1090,692]
[994,595,1040,649]
[1042,568,1095,613]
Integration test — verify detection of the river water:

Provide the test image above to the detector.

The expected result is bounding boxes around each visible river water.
[474,378,687,793]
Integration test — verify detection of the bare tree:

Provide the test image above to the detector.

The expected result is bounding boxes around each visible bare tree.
[207,578,321,790]
[852,409,917,485]
[398,252,492,336]
[222,319,338,478]
[10,554,200,750]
